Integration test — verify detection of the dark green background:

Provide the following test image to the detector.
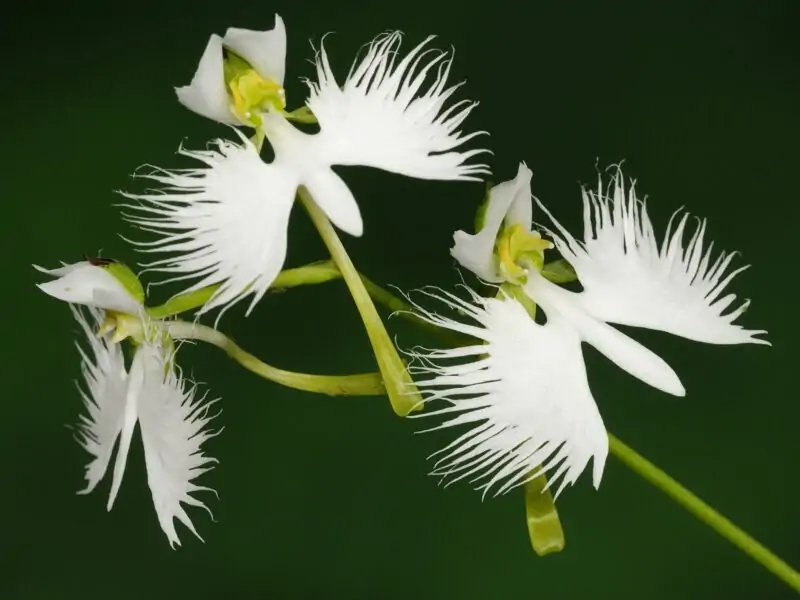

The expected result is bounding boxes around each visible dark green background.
[3,1,798,598]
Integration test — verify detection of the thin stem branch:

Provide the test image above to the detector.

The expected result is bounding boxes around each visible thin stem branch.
[147,261,342,319]
[298,187,421,416]
[164,321,384,397]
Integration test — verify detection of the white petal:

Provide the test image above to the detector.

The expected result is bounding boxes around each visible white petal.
[451,163,533,281]
[106,345,146,511]
[36,261,141,314]
[120,133,299,317]
[302,168,363,237]
[260,112,364,237]
[223,14,287,85]
[176,34,239,125]
[537,168,769,346]
[71,306,129,496]
[136,345,219,548]
[404,288,608,498]
[304,32,490,180]
[526,271,685,397]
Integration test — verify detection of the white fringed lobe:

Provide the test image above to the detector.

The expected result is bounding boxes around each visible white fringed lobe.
[536,167,769,345]
[404,287,608,500]
[71,306,220,548]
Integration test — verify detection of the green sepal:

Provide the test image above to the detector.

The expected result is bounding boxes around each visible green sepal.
[473,179,494,232]
[93,260,145,306]
[283,105,318,124]
[500,282,538,320]
[541,259,578,284]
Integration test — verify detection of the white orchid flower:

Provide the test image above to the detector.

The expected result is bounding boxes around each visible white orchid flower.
[122,31,490,317]
[176,14,287,125]
[37,261,220,546]
[407,165,769,499]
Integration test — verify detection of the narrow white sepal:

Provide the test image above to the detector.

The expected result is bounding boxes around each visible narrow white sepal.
[451,162,533,281]
[120,132,298,318]
[303,31,491,181]
[525,271,686,397]
[536,167,769,346]
[404,287,609,498]
[106,347,144,511]
[35,262,141,314]
[175,34,239,125]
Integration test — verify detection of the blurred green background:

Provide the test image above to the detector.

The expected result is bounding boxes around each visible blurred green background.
[2,0,798,598]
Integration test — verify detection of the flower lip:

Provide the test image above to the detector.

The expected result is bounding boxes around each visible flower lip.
[402,286,609,499]
[71,305,219,548]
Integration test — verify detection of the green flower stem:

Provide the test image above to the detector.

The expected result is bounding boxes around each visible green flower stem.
[146,259,473,348]
[147,261,342,319]
[348,279,800,588]
[524,471,565,556]
[165,320,384,397]
[608,433,800,592]
[358,272,476,347]
[298,187,421,417]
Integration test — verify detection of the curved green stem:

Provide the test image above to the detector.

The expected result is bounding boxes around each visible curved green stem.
[609,434,800,592]
[298,187,421,417]
[359,273,475,347]
[164,321,384,397]
[147,260,342,319]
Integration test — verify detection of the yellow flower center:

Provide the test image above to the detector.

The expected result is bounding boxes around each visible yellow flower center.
[224,50,286,128]
[496,224,553,284]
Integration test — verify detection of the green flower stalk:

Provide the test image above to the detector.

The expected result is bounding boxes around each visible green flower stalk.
[165,320,384,397]
[299,188,422,416]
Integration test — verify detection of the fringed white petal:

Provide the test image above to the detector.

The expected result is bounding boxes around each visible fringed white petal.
[451,163,533,281]
[525,272,685,397]
[69,310,220,546]
[120,132,299,317]
[71,306,129,496]
[175,34,239,125]
[36,262,141,314]
[405,287,608,499]
[223,14,287,86]
[304,31,491,180]
[136,345,220,548]
[536,168,769,345]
